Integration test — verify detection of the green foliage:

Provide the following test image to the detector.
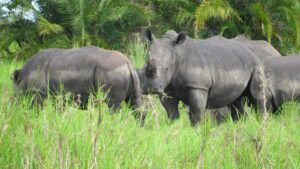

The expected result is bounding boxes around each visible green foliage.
[8,41,21,54]
[127,34,148,68]
[0,0,299,61]
[37,16,64,36]
[194,0,241,31]
[251,2,273,42]
[0,1,299,167]
[191,0,300,54]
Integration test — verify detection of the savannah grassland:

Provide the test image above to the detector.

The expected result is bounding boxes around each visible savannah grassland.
[0,41,299,169]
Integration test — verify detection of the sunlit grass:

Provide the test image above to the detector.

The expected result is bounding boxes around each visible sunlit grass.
[1,40,299,168]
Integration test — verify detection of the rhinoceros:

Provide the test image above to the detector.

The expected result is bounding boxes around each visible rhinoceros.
[138,34,281,123]
[208,35,281,122]
[12,46,143,120]
[249,54,300,113]
[140,29,280,125]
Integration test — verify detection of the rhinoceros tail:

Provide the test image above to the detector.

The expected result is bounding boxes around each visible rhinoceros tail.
[12,69,22,85]
[126,63,142,107]
[127,63,146,125]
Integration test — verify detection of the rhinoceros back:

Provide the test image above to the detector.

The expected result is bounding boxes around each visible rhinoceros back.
[177,36,258,108]
[46,46,130,95]
[19,48,62,94]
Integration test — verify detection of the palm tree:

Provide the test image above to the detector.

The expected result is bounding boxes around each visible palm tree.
[38,0,153,47]
[175,1,198,37]
[194,0,241,31]
[191,0,299,53]
[176,0,241,38]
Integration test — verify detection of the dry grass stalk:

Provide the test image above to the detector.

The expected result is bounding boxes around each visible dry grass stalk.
[233,128,237,168]
[58,135,65,169]
[197,139,205,169]
[146,95,159,128]
[91,130,100,169]
[258,65,269,121]
[257,64,270,168]
[24,154,30,169]
[0,123,8,145]
[197,123,210,169]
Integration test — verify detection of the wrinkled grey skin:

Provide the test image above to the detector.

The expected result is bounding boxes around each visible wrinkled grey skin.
[12,46,144,120]
[12,48,63,93]
[140,29,279,125]
[249,54,300,113]
[138,31,281,123]
[232,35,281,60]
[209,35,281,122]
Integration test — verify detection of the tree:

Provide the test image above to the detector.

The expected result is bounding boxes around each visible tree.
[37,0,153,48]
[192,0,300,54]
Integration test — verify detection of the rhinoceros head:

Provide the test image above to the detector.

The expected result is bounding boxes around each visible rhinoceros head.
[141,29,187,94]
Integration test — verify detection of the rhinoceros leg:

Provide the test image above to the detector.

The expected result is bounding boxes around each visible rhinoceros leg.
[160,96,180,120]
[187,89,208,126]
[128,96,146,126]
[30,91,46,107]
[107,99,121,112]
[229,96,245,121]
[253,97,275,113]
[210,107,231,124]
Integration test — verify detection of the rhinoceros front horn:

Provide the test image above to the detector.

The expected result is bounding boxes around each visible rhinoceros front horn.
[146,58,157,77]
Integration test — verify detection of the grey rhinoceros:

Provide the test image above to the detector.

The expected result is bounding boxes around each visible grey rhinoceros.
[208,35,281,122]
[139,29,280,125]
[249,54,300,113]
[12,46,144,120]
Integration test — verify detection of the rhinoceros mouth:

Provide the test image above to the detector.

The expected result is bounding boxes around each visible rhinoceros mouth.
[143,88,164,95]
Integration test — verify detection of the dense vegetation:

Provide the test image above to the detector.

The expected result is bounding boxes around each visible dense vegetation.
[0,58,300,168]
[1,0,299,61]
[0,0,300,168]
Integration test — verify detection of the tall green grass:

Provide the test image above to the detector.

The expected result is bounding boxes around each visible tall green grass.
[0,44,299,168]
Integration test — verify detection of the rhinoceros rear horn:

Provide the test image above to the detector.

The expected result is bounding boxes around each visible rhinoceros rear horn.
[143,28,155,42]
[12,69,21,85]
[174,32,187,45]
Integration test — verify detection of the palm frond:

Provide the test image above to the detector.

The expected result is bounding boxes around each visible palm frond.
[176,8,194,27]
[251,2,273,42]
[286,11,300,46]
[37,16,63,36]
[100,6,131,24]
[97,0,113,13]
[194,0,241,31]
[276,5,300,46]
[96,1,153,29]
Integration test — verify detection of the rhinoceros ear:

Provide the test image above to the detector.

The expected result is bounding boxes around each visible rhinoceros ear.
[174,32,187,45]
[143,28,155,42]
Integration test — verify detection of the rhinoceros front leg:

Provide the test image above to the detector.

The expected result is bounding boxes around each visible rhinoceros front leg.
[160,96,180,121]
[254,97,275,114]
[31,92,46,107]
[187,89,208,126]
[229,96,245,121]
[107,99,121,113]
